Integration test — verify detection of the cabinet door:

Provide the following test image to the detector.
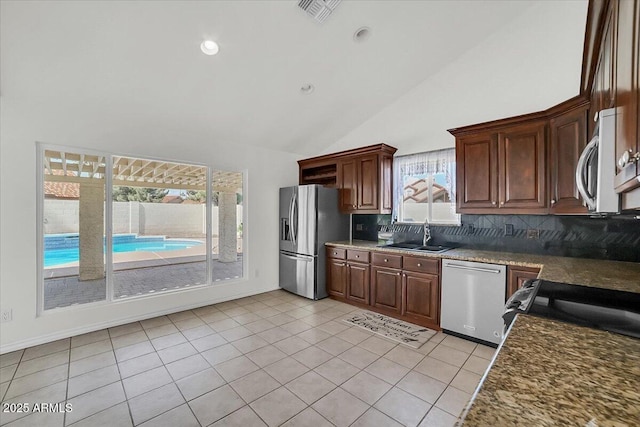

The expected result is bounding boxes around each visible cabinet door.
[380,154,394,212]
[456,133,499,210]
[506,266,540,301]
[357,154,379,210]
[614,0,640,192]
[402,271,439,326]
[346,262,370,305]
[338,159,357,212]
[498,123,547,210]
[549,107,589,214]
[327,258,347,298]
[371,266,402,314]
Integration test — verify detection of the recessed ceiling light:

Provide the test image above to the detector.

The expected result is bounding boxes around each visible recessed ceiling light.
[200,40,219,56]
[353,26,371,42]
[300,84,315,94]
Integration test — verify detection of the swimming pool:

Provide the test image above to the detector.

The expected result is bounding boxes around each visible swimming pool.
[44,234,203,267]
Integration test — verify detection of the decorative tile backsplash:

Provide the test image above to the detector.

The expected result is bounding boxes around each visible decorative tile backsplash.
[352,214,640,262]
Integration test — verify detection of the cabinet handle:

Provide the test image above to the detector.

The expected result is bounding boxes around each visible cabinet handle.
[618,150,640,169]
[353,204,357,208]
[384,259,388,262]
[551,199,556,205]
[397,272,401,276]
[500,201,504,206]
[355,255,359,258]
[491,201,496,206]
[417,262,422,267]
[334,252,338,255]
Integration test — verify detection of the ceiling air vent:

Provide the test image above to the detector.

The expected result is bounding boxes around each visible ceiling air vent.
[298,0,342,23]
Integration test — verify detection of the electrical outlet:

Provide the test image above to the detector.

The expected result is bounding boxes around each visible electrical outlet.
[1,309,12,323]
[505,224,514,236]
[526,229,540,239]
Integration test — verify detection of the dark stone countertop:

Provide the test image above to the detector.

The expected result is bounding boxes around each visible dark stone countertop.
[459,315,640,426]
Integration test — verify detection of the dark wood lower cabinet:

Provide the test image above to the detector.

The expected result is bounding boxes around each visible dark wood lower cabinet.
[346,262,370,305]
[371,266,402,314]
[326,247,442,330]
[506,266,540,300]
[402,271,440,326]
[327,258,347,298]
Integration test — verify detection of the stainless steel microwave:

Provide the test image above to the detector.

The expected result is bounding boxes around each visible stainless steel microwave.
[575,108,620,214]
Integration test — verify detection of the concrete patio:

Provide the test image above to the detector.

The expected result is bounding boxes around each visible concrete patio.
[44,257,243,310]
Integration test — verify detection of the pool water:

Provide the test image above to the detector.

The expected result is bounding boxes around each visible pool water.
[44,234,203,267]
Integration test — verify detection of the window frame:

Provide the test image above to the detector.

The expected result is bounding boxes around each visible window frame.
[36,142,247,316]
[393,149,460,226]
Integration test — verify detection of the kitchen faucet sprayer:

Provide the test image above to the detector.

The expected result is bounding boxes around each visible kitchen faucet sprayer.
[423,218,432,246]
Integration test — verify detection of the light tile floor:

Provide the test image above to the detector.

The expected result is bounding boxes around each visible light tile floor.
[0,290,495,427]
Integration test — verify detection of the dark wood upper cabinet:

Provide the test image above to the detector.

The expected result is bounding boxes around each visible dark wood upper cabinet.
[356,154,379,211]
[298,144,397,214]
[454,121,547,214]
[338,158,357,212]
[549,103,589,214]
[498,123,547,210]
[457,133,498,210]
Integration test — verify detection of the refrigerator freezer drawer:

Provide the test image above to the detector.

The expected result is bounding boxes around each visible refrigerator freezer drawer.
[279,251,319,300]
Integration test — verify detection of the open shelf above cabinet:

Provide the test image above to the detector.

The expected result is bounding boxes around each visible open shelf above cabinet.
[298,143,397,213]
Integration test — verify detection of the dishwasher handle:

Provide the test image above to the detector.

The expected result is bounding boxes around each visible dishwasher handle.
[443,262,502,274]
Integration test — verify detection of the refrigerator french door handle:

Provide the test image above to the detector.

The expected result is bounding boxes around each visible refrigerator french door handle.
[291,192,298,245]
[288,192,295,245]
[575,136,598,211]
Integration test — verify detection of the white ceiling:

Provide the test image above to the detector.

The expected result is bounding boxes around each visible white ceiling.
[1,1,578,156]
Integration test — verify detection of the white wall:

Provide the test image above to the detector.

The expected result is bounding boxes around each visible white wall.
[324,1,588,156]
[0,104,298,351]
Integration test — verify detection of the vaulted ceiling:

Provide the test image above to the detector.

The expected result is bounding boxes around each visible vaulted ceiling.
[1,1,585,156]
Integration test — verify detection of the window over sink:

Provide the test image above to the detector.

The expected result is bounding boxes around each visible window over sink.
[393,148,460,225]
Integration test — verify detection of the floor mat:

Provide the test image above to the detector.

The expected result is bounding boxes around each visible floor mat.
[343,310,436,349]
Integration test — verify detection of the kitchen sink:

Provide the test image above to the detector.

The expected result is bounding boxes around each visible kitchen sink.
[379,242,453,253]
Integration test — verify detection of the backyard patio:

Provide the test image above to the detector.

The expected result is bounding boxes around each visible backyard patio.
[44,257,243,310]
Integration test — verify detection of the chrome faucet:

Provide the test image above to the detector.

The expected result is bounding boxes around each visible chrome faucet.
[423,218,431,246]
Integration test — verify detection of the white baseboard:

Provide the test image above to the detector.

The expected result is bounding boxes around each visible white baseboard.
[0,285,280,354]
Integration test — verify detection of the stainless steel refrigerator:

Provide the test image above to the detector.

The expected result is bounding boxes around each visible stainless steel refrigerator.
[279,185,350,300]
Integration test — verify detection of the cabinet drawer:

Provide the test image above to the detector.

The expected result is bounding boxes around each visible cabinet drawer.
[347,249,370,263]
[327,247,346,259]
[371,252,402,269]
[402,256,439,274]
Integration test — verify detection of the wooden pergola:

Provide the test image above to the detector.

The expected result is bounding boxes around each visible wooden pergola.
[43,150,242,192]
[43,150,243,280]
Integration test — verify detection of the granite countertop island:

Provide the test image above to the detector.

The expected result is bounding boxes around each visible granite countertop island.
[326,240,640,425]
[325,240,640,294]
[460,315,640,426]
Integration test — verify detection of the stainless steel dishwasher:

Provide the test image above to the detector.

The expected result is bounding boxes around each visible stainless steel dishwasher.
[441,259,506,345]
